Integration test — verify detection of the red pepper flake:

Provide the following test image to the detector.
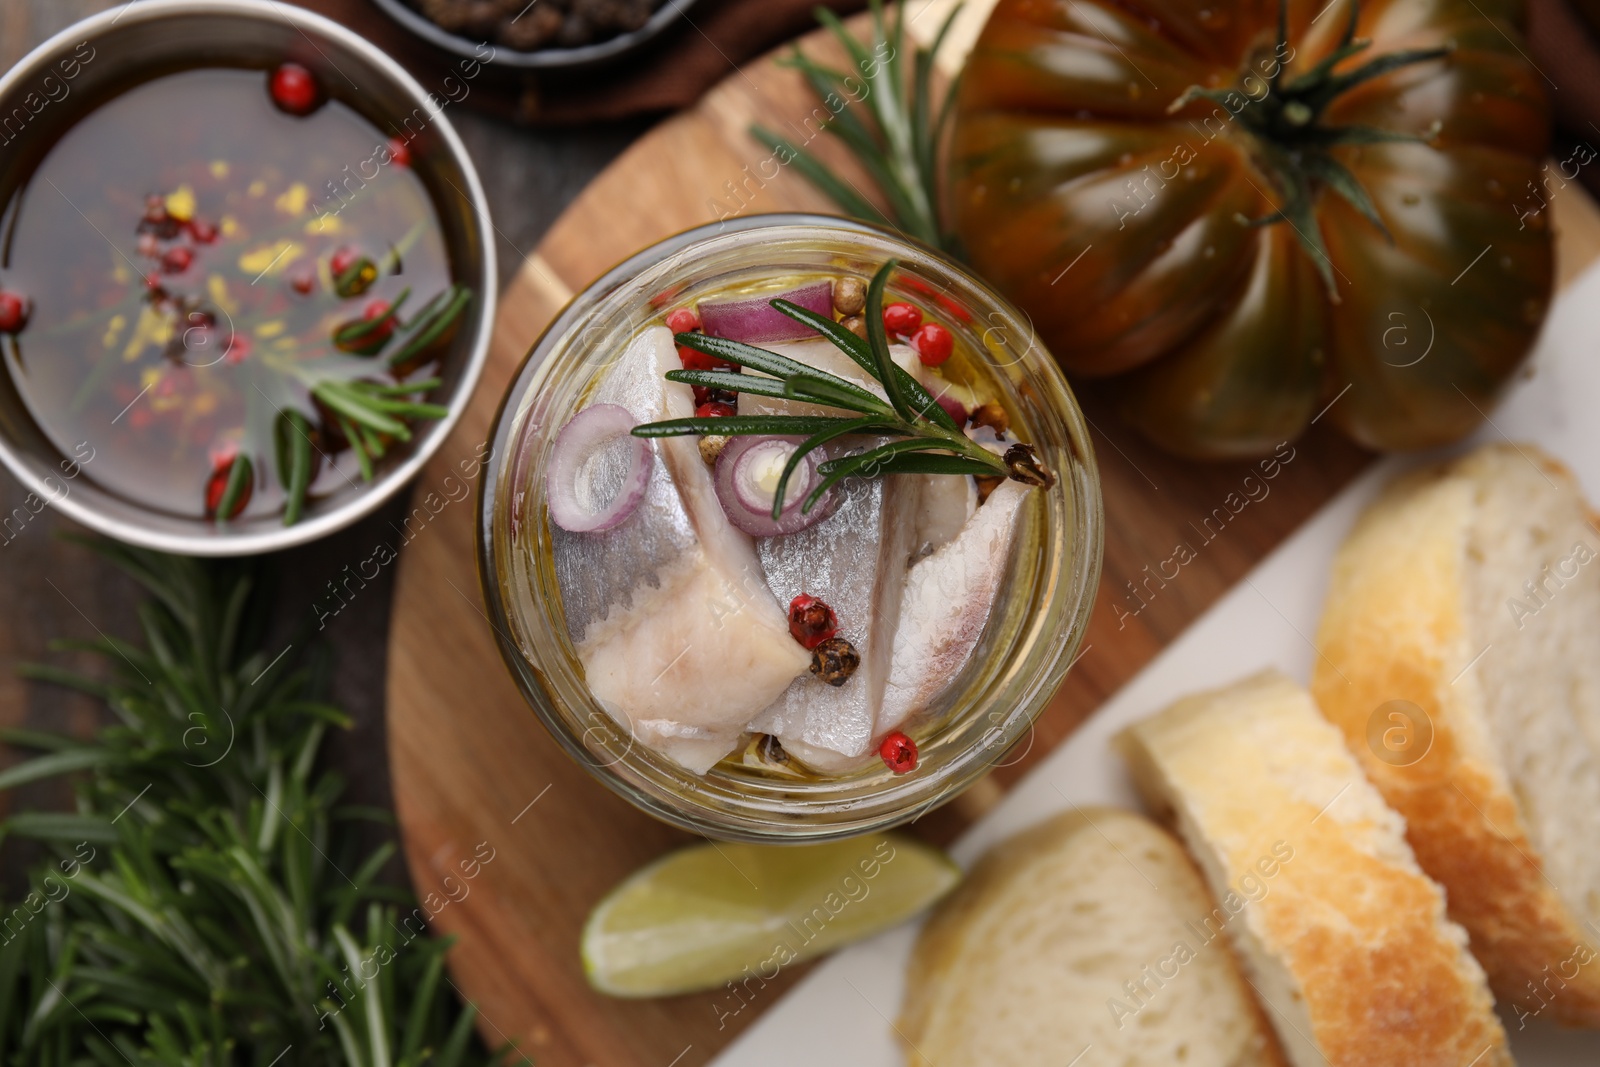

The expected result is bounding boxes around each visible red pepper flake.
[665,307,700,334]
[0,291,30,335]
[882,302,922,337]
[694,400,735,419]
[188,218,218,244]
[386,137,412,168]
[329,246,359,278]
[224,333,252,365]
[911,322,953,366]
[879,731,918,774]
[692,386,738,408]
[268,62,323,116]
[161,246,194,275]
[903,277,973,324]
[678,344,718,372]
[788,594,839,650]
[289,269,316,296]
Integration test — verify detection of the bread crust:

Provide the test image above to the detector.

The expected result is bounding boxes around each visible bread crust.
[899,807,1286,1067]
[1119,671,1512,1067]
[1312,442,1600,1026]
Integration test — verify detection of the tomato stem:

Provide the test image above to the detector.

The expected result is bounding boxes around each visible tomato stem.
[1170,0,1454,294]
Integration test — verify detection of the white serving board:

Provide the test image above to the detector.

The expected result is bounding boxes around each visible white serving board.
[709,262,1600,1066]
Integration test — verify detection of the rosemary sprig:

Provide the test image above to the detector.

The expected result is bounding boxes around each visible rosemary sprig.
[274,410,315,526]
[0,542,522,1065]
[252,278,465,523]
[632,259,1053,518]
[750,0,964,255]
[389,286,472,369]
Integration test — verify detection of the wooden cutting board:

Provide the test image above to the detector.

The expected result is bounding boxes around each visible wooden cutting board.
[384,9,1600,1065]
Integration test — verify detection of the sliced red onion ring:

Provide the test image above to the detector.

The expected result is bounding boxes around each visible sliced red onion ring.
[714,435,836,536]
[698,280,834,344]
[546,403,652,533]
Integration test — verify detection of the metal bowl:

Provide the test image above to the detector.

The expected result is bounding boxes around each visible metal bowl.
[0,0,496,557]
[370,0,699,71]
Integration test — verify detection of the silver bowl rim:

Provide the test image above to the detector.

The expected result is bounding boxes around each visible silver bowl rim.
[0,0,498,557]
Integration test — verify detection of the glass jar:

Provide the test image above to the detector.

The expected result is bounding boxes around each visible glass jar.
[478,215,1102,842]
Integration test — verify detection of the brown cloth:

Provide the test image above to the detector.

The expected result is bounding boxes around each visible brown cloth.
[1532,0,1600,201]
[296,0,865,124]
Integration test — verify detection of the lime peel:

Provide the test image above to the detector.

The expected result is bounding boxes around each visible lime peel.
[581,833,960,998]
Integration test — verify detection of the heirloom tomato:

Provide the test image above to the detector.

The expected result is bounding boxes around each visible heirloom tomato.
[951,0,1553,457]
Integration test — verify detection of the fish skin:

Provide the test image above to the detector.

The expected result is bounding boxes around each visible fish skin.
[550,326,808,774]
[879,480,1031,736]
[750,464,918,770]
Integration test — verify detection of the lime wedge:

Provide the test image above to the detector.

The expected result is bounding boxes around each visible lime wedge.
[582,834,960,997]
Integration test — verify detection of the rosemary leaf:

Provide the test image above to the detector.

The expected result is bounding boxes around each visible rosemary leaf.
[816,437,994,478]
[783,372,888,414]
[336,412,375,481]
[333,286,410,347]
[389,285,472,368]
[214,453,252,524]
[367,399,451,419]
[673,332,880,410]
[769,297,960,432]
[357,421,388,461]
[864,259,917,421]
[632,415,865,438]
[665,369,792,400]
[748,0,960,253]
[314,382,410,439]
[802,439,959,513]
[747,129,893,227]
[772,415,893,520]
[276,411,314,527]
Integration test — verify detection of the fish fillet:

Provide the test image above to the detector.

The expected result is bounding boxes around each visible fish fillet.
[550,326,808,773]
[880,480,1031,735]
[751,466,919,771]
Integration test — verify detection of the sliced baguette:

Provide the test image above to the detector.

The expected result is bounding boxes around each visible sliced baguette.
[898,807,1286,1067]
[1117,670,1511,1067]
[1313,442,1600,1026]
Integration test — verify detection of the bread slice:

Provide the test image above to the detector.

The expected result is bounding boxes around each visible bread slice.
[1117,670,1511,1067]
[898,807,1286,1067]
[1314,442,1600,1026]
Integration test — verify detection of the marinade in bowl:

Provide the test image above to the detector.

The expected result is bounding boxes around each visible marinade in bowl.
[0,1,494,554]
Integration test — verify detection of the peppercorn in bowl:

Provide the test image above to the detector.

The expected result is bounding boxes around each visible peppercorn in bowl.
[0,0,495,555]
[479,216,1103,842]
[374,0,696,71]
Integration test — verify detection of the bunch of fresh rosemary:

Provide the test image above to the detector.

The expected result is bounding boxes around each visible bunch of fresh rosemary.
[751,0,963,255]
[0,541,517,1066]
[634,259,1052,511]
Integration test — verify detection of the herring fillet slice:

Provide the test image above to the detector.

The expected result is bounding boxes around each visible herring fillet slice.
[549,326,808,773]
[751,469,919,771]
[879,480,1030,735]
